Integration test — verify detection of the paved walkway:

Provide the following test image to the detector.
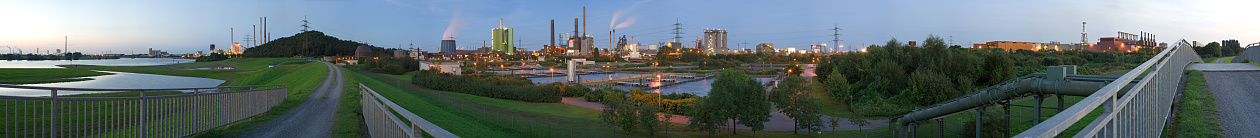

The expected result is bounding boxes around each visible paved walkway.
[561,97,889,131]
[240,62,344,138]
[1187,63,1260,72]
[1204,71,1260,138]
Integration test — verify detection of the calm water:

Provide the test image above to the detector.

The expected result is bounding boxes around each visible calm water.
[528,73,643,84]
[0,71,226,97]
[614,77,774,96]
[0,58,195,68]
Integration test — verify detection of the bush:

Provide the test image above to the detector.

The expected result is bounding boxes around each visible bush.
[411,72,562,103]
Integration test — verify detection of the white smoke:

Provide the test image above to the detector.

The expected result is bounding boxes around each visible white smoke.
[610,10,637,30]
[442,10,466,40]
[615,17,636,29]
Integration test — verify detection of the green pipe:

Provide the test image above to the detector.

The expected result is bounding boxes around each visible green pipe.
[893,73,1138,132]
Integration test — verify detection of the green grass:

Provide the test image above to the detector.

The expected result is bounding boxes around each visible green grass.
[353,69,893,137]
[1165,70,1223,137]
[333,67,366,138]
[809,78,887,120]
[1223,57,1235,63]
[345,67,519,137]
[0,68,113,84]
[445,92,604,122]
[190,61,330,137]
[62,58,292,82]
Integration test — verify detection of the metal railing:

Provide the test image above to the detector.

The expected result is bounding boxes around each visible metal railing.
[1017,39,1203,137]
[359,83,458,138]
[0,84,287,138]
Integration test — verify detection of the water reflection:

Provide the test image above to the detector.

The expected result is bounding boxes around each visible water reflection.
[0,71,225,97]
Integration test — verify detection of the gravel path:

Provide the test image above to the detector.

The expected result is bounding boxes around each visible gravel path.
[1203,71,1260,138]
[239,62,343,138]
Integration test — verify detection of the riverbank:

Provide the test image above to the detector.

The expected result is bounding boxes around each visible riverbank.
[0,68,113,84]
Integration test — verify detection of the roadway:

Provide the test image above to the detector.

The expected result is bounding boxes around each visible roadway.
[240,62,344,138]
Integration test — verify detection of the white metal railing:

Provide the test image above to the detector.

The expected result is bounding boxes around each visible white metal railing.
[0,84,287,137]
[359,83,458,138]
[1017,39,1202,137]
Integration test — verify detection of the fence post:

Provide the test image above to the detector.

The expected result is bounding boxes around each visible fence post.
[50,89,58,138]
[140,90,146,138]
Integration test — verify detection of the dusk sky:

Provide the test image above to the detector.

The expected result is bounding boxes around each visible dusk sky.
[1,0,1256,55]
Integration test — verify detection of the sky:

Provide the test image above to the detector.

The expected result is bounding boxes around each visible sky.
[0,0,1256,55]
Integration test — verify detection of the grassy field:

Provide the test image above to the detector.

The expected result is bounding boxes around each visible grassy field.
[190,61,330,137]
[1223,57,1235,63]
[1164,71,1223,137]
[0,68,112,84]
[63,58,291,82]
[344,67,519,137]
[332,67,365,138]
[349,68,899,137]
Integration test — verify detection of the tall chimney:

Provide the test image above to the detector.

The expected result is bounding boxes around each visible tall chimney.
[264,17,268,43]
[253,25,257,47]
[574,18,580,54]
[582,7,587,36]
[550,19,555,47]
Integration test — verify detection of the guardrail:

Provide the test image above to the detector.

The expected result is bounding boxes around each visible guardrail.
[0,84,287,138]
[359,83,458,138]
[1017,39,1203,137]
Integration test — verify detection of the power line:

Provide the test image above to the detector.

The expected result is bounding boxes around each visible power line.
[671,18,684,43]
[832,24,843,52]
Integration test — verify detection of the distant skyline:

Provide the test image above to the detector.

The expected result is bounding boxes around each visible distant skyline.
[0,0,1256,54]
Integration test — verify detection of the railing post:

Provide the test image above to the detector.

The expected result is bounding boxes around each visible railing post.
[140,90,145,138]
[50,89,58,138]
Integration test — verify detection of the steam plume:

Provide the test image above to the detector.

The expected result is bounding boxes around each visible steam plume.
[442,10,466,40]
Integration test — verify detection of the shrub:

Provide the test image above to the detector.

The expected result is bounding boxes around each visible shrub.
[411,72,562,103]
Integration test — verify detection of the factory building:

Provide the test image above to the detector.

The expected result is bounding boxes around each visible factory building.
[979,41,1044,52]
[757,43,775,54]
[491,26,515,55]
[701,29,728,55]
[441,40,456,54]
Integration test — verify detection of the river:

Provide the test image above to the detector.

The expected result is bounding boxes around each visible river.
[0,58,195,68]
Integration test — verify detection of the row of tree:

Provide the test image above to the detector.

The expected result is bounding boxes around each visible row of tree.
[816,35,1157,116]
[1193,40,1244,58]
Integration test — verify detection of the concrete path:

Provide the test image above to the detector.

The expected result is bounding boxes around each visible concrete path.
[1187,63,1260,72]
[1204,71,1260,138]
[240,62,343,138]
[561,97,890,131]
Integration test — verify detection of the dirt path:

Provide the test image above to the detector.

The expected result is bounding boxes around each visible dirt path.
[239,62,343,138]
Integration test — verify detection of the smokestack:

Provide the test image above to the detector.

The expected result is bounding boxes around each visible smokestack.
[551,19,555,47]
[264,17,268,43]
[231,28,234,48]
[582,7,587,36]
[253,25,256,47]
[574,18,580,54]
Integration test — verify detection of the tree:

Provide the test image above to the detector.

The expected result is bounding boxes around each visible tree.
[771,76,824,134]
[981,52,1015,85]
[848,109,872,137]
[689,70,772,134]
[826,69,853,106]
[1204,42,1222,57]
[685,97,724,134]
[906,69,955,106]
[600,89,639,133]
